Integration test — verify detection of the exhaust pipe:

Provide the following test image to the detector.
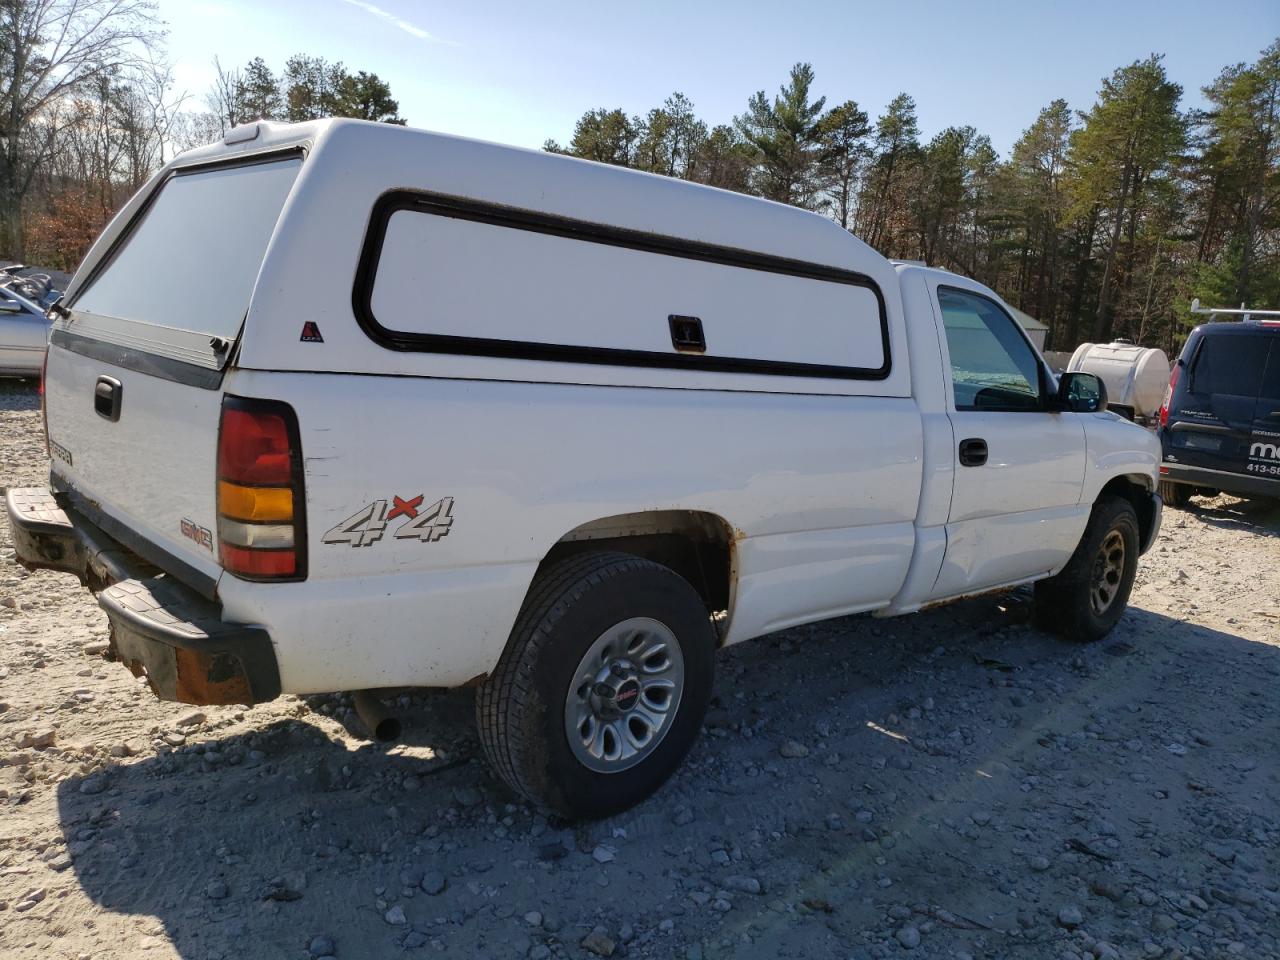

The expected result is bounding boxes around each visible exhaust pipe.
[353,691,401,742]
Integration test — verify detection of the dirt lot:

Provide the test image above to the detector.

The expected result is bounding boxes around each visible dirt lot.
[1,380,1278,960]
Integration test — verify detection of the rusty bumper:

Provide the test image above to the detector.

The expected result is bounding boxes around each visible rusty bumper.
[99,578,280,706]
[7,486,280,706]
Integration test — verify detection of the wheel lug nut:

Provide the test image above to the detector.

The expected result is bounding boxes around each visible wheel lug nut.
[594,682,614,698]
[609,663,626,678]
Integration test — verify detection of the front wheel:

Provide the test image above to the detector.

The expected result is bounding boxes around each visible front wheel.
[476,551,715,819]
[1035,495,1139,643]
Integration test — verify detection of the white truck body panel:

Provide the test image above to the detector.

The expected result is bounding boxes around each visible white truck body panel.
[217,369,922,692]
[37,119,1161,700]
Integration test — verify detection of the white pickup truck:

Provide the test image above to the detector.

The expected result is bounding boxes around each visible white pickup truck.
[7,119,1161,818]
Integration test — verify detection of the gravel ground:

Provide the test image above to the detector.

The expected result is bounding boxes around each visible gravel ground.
[1,379,1278,960]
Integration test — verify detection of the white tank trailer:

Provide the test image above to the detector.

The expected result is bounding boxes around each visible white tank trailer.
[1067,341,1171,422]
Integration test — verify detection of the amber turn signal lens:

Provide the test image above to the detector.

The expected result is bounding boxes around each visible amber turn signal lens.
[217,480,293,522]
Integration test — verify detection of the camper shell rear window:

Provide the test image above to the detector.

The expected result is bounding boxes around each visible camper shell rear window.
[354,191,891,381]
[57,152,303,384]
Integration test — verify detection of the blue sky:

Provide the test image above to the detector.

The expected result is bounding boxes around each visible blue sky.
[161,0,1278,157]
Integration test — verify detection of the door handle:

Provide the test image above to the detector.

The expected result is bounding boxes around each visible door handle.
[958,437,988,467]
[94,375,122,422]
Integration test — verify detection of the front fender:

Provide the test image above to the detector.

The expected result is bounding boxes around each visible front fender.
[1081,413,1160,504]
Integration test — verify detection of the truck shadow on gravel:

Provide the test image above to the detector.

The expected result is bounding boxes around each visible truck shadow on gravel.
[1176,495,1280,537]
[0,379,40,412]
[54,596,1279,960]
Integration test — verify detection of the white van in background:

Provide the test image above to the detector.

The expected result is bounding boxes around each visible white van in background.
[8,119,1161,817]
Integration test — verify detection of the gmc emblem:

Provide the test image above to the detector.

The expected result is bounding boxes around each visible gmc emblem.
[181,518,213,551]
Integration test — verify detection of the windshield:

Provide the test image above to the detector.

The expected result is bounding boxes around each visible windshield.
[73,157,301,340]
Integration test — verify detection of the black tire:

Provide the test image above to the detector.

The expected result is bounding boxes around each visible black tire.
[1159,479,1190,509]
[1034,495,1139,643]
[476,551,715,819]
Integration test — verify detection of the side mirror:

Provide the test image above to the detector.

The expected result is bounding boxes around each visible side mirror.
[1057,371,1108,413]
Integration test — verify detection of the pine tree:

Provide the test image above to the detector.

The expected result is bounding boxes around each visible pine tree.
[1071,56,1185,341]
[565,109,638,166]
[735,63,828,208]
[816,100,871,229]
[861,93,920,250]
[1192,40,1280,306]
[334,71,404,124]
[687,125,755,193]
[1004,100,1074,334]
[238,56,281,121]
[634,93,707,179]
[282,55,345,122]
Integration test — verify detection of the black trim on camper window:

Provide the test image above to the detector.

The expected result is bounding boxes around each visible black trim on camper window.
[352,190,893,381]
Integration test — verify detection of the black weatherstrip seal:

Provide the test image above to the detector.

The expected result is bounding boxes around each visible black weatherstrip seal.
[50,328,224,390]
[353,191,893,381]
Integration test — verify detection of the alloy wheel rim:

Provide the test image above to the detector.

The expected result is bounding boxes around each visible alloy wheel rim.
[1090,529,1126,615]
[564,617,685,774]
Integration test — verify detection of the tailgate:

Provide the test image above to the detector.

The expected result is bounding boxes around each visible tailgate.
[43,344,224,580]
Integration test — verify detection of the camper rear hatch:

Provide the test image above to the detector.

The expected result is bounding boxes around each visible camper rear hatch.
[41,152,303,589]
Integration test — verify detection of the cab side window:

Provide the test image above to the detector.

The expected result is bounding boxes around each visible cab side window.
[938,287,1042,411]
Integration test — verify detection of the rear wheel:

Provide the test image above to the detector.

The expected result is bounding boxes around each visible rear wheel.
[1035,495,1139,643]
[476,551,715,819]
[1159,479,1190,509]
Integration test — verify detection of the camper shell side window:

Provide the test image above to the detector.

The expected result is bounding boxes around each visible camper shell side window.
[353,191,892,381]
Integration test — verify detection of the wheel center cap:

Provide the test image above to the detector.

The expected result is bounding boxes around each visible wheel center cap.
[613,679,641,711]
[592,662,641,717]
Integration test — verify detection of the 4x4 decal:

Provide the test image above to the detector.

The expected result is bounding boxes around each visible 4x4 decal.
[323,496,453,547]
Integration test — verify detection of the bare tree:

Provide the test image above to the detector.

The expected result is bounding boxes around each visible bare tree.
[135,51,187,166]
[171,110,222,154]
[0,0,159,255]
[205,55,241,135]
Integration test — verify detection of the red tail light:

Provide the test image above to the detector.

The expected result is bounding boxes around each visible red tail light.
[216,396,306,580]
[1158,362,1180,427]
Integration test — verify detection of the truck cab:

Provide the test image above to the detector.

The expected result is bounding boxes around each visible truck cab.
[886,263,1161,612]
